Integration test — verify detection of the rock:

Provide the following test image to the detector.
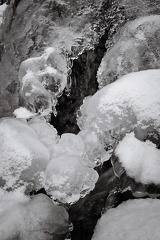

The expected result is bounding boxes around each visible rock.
[98,15,160,87]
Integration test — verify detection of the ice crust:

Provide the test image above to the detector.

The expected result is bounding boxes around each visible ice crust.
[92,199,160,240]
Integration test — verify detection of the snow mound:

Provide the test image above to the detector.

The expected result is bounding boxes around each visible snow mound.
[78,69,160,148]
[115,132,160,184]
[44,155,99,204]
[0,118,50,190]
[0,191,69,240]
[19,47,68,116]
[92,199,160,240]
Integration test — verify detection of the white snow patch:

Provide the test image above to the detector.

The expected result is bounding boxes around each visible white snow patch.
[92,199,160,240]
[13,107,35,119]
[115,132,160,184]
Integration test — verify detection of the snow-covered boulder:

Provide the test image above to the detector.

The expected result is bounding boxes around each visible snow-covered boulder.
[0,190,69,240]
[98,15,160,88]
[92,199,160,240]
[78,69,160,149]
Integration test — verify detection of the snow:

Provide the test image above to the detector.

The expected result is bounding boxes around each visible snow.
[0,191,69,240]
[115,132,160,184]
[44,154,99,203]
[0,3,7,25]
[13,107,35,119]
[92,198,160,240]
[0,118,50,190]
[78,69,160,148]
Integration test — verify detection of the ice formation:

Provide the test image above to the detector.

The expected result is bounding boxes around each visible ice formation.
[77,69,160,149]
[0,3,7,25]
[0,189,69,240]
[19,47,68,116]
[28,118,58,156]
[0,116,98,203]
[44,154,99,203]
[53,133,84,157]
[92,199,160,240]
[78,130,110,165]
[115,132,160,184]
[0,118,50,190]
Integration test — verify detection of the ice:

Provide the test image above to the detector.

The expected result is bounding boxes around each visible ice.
[0,3,7,25]
[0,118,50,190]
[92,199,160,240]
[77,69,160,149]
[53,133,84,157]
[44,154,99,204]
[0,190,69,240]
[78,130,111,165]
[28,118,58,156]
[20,70,53,116]
[19,47,68,116]
[115,132,160,184]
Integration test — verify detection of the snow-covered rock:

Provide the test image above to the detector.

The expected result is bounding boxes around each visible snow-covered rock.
[115,132,160,184]
[92,199,160,240]
[98,15,160,88]
[78,69,160,149]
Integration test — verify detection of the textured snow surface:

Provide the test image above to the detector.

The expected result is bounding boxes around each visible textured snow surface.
[92,199,160,240]
[115,132,160,184]
[78,69,160,147]
[0,191,69,240]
